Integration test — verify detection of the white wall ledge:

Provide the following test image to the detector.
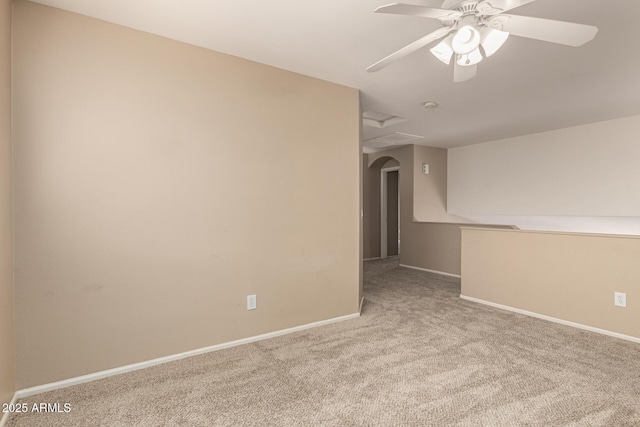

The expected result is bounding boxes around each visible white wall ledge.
[455,214,640,237]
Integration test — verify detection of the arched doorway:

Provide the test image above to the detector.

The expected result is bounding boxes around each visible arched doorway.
[366,156,400,259]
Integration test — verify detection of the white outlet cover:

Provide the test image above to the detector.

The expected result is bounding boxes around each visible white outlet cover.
[247,294,257,310]
[614,292,627,308]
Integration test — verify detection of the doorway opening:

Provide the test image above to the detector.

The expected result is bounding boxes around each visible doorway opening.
[381,166,399,258]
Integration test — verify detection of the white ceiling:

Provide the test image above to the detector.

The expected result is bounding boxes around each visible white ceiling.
[29,0,640,149]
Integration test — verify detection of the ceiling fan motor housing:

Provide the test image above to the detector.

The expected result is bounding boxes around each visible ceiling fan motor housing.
[455,1,480,14]
[441,0,485,13]
[441,2,495,31]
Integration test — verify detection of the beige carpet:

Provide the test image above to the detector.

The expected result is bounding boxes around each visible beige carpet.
[8,258,640,426]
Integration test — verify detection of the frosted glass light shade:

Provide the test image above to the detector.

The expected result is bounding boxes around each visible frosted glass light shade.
[452,25,481,55]
[430,37,454,65]
[480,27,509,57]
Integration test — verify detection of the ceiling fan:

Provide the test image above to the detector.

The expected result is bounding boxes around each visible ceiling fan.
[367,0,598,82]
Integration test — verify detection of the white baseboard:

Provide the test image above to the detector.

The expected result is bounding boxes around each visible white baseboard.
[363,257,381,262]
[359,297,365,313]
[399,264,461,278]
[460,295,640,345]
[0,392,17,427]
[16,312,361,399]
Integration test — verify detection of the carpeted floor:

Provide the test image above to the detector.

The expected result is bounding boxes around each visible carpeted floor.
[8,258,640,426]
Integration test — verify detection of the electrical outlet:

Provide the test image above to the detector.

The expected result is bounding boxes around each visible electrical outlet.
[247,294,257,310]
[614,292,626,308]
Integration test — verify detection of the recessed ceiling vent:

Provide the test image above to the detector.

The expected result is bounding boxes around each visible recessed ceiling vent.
[362,110,408,128]
[364,132,424,149]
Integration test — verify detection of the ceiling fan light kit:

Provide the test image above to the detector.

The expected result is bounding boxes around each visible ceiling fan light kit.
[367,0,598,82]
[451,24,480,54]
[429,21,509,68]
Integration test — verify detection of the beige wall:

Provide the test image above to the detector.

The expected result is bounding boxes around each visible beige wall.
[13,1,360,388]
[362,155,381,259]
[461,228,640,339]
[412,145,467,223]
[358,102,363,307]
[400,222,465,274]
[0,0,14,407]
[449,114,640,217]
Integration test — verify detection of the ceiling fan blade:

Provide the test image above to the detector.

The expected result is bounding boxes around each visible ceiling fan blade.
[497,14,598,47]
[453,63,477,83]
[367,27,452,72]
[480,0,537,13]
[375,3,462,20]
